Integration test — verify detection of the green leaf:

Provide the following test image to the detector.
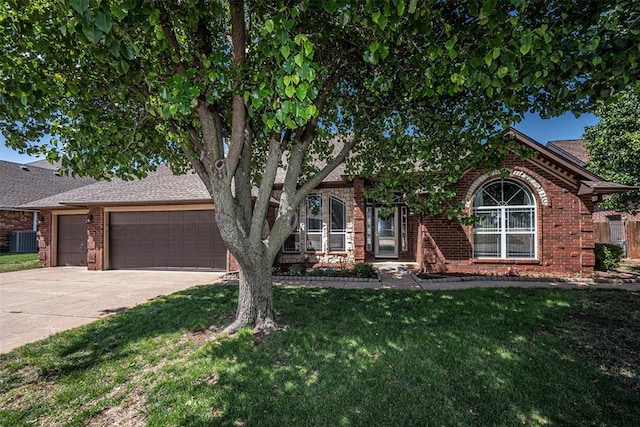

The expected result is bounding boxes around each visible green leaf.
[296,82,308,101]
[369,42,380,53]
[265,19,274,33]
[95,11,112,34]
[480,0,497,19]
[82,25,102,43]
[70,0,89,14]
[339,10,351,26]
[397,0,405,16]
[280,45,290,59]
[110,5,128,21]
[294,53,304,68]
[377,14,388,30]
[408,0,417,14]
[497,66,508,78]
[445,37,457,51]
[285,85,295,98]
[304,40,313,57]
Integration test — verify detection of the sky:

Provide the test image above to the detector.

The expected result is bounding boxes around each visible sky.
[0,111,599,165]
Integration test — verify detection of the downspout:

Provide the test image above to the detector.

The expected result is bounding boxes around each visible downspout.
[32,211,38,231]
[419,214,424,273]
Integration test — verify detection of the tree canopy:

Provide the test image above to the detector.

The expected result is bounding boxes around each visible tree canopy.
[585,89,640,213]
[2,0,640,331]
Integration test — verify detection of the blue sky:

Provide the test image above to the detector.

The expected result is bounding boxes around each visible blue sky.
[0,111,599,165]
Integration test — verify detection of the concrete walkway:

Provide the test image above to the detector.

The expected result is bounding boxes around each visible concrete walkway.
[0,267,223,354]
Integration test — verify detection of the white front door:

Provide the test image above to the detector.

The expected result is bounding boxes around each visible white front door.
[374,208,398,258]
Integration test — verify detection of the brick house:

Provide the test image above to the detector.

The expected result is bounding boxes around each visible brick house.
[0,160,94,252]
[548,139,640,258]
[22,129,636,275]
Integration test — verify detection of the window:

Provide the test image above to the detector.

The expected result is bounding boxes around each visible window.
[401,206,408,252]
[473,179,536,259]
[329,197,346,251]
[306,194,323,252]
[366,207,373,251]
[283,207,300,253]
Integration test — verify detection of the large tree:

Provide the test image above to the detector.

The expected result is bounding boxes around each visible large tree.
[2,0,639,333]
[584,89,640,212]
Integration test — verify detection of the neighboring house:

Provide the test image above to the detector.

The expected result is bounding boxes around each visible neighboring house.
[0,160,95,252]
[548,139,640,258]
[22,129,636,275]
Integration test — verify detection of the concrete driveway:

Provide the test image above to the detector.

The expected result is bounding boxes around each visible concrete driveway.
[0,267,224,354]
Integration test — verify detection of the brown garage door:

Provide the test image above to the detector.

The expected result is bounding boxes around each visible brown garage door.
[109,210,226,270]
[57,215,87,266]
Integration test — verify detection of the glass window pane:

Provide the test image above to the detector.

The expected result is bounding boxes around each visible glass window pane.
[306,233,322,252]
[503,182,533,205]
[473,233,500,257]
[474,209,501,231]
[284,234,299,253]
[307,195,323,232]
[329,234,345,252]
[330,198,345,231]
[506,208,534,231]
[366,207,373,251]
[507,234,535,257]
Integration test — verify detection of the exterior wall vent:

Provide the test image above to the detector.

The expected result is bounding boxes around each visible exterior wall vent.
[10,230,38,253]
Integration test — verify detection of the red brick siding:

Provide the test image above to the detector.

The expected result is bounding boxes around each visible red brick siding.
[0,210,35,252]
[418,154,596,277]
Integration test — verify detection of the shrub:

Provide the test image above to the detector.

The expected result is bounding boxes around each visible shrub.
[595,243,624,271]
[307,268,320,276]
[288,265,304,276]
[324,267,337,277]
[352,262,376,278]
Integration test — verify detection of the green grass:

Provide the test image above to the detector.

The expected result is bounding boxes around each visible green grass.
[0,252,40,273]
[1,285,639,426]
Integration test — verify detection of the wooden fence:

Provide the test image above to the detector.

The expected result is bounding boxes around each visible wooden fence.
[594,221,640,259]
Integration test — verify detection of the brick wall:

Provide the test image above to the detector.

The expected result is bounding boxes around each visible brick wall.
[418,154,597,277]
[0,210,35,252]
[37,210,53,266]
[87,207,104,270]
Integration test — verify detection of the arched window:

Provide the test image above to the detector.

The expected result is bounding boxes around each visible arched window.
[473,179,536,259]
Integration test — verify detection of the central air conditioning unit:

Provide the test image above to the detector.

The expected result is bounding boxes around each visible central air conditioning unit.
[9,230,38,253]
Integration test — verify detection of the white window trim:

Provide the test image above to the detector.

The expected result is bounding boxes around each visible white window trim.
[329,197,347,252]
[473,180,538,260]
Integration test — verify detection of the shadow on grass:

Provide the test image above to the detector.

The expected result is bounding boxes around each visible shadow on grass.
[2,286,639,426]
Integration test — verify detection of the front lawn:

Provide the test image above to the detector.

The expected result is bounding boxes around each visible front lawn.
[1,285,638,426]
[0,252,40,273]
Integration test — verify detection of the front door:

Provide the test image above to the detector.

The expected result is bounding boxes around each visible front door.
[57,215,87,266]
[374,207,398,258]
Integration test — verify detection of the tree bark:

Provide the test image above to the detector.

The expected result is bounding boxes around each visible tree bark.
[221,256,277,335]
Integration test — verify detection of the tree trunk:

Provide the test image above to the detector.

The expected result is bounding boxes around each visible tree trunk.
[222,259,277,335]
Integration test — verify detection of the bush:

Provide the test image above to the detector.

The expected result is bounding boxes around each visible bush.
[323,267,337,277]
[351,262,376,278]
[595,243,624,271]
[288,265,304,276]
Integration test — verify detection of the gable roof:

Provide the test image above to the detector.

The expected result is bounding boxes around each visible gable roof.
[507,129,637,197]
[546,139,589,166]
[0,160,96,209]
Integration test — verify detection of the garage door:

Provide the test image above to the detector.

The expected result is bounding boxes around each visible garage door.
[109,210,226,270]
[57,215,87,266]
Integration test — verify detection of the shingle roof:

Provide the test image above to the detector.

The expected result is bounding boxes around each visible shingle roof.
[26,159,61,170]
[0,160,96,209]
[546,139,589,166]
[20,165,212,209]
